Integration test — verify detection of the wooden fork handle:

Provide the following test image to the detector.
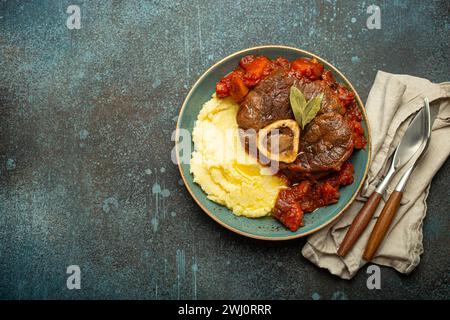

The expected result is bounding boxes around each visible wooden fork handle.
[337,191,382,257]
[363,191,403,261]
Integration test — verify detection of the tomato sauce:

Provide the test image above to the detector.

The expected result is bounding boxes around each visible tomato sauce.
[274,162,354,231]
[215,55,288,100]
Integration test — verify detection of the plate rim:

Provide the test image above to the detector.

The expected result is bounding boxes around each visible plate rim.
[175,45,372,241]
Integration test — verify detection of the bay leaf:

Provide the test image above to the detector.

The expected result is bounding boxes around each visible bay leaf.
[290,86,306,126]
[302,93,323,128]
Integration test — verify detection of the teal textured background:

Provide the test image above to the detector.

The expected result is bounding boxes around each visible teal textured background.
[0,0,449,299]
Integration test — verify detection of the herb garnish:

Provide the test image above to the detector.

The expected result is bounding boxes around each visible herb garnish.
[290,86,323,129]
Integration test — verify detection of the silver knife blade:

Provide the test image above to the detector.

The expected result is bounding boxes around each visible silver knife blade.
[391,103,429,170]
[395,98,431,191]
[375,100,430,195]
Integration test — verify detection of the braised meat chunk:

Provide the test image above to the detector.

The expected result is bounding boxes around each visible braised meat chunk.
[288,112,354,173]
[237,68,294,130]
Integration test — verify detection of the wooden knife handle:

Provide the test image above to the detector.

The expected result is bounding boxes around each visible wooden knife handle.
[363,191,403,261]
[337,191,383,257]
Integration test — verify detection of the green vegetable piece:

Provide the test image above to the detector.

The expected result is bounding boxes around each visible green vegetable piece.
[303,93,323,128]
[290,86,323,129]
[290,86,306,126]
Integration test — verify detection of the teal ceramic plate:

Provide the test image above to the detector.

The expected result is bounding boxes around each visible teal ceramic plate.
[176,45,371,240]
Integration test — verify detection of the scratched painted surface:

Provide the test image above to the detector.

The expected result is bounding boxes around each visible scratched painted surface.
[0,0,449,299]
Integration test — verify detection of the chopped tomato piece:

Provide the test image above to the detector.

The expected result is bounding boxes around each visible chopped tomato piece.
[352,121,366,149]
[318,182,340,205]
[239,55,256,69]
[273,181,311,231]
[344,103,365,149]
[217,55,276,100]
[321,70,335,84]
[242,56,272,87]
[291,57,324,80]
[298,181,340,212]
[325,161,354,188]
[216,72,233,98]
[229,74,249,102]
[337,162,355,185]
[337,85,355,107]
[346,103,362,122]
[274,202,304,231]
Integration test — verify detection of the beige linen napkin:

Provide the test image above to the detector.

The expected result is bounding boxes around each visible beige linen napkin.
[302,71,450,279]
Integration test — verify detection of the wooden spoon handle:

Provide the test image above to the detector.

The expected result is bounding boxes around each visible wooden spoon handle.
[363,191,403,261]
[337,191,382,257]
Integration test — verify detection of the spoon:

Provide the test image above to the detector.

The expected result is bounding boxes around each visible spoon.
[337,98,431,257]
[363,97,431,261]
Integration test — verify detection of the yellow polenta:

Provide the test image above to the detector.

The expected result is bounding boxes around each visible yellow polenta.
[190,95,287,218]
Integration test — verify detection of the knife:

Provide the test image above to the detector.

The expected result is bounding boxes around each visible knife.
[363,98,431,261]
[337,98,431,257]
